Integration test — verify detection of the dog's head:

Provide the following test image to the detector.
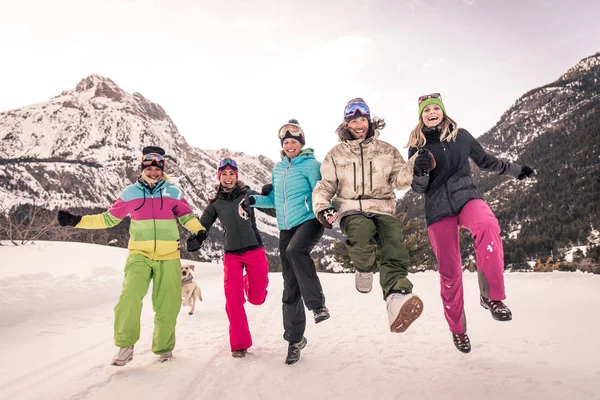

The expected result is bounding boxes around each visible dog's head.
[181,264,195,280]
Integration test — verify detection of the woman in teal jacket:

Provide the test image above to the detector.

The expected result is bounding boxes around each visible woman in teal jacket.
[241,119,329,365]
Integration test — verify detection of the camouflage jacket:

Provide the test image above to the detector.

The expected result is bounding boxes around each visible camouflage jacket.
[312,127,412,218]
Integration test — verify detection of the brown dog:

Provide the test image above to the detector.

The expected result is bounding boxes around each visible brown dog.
[181,264,203,315]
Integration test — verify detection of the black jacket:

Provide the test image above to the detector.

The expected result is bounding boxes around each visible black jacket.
[200,184,267,254]
[409,126,522,226]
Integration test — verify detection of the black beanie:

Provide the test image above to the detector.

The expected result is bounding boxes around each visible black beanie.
[141,146,166,171]
[142,146,166,156]
[279,119,306,147]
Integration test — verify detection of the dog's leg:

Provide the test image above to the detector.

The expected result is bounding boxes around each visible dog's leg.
[196,286,203,302]
[189,294,195,315]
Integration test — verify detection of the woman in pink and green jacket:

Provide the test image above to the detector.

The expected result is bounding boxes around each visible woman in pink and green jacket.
[57,146,206,366]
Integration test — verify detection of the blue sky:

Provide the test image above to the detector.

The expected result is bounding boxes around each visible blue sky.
[1,0,599,160]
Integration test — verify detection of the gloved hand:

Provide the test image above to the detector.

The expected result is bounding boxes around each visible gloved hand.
[517,165,535,180]
[238,196,256,220]
[317,207,338,229]
[261,184,273,196]
[186,230,208,252]
[414,148,436,176]
[57,210,82,227]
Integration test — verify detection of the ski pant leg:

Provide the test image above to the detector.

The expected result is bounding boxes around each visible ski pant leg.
[428,216,466,335]
[280,227,306,344]
[244,247,270,306]
[284,219,326,310]
[373,214,414,299]
[340,214,378,273]
[224,252,252,352]
[114,254,152,348]
[458,199,506,301]
[150,258,183,355]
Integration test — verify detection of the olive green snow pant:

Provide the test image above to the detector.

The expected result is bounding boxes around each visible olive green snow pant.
[340,214,413,299]
[114,254,182,354]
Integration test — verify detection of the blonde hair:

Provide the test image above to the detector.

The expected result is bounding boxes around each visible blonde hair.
[140,169,176,185]
[405,116,459,148]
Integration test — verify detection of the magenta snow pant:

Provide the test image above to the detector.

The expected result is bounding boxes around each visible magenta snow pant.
[223,247,269,352]
[427,199,506,335]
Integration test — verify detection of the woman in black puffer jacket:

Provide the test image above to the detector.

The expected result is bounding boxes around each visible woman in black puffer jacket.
[406,93,535,354]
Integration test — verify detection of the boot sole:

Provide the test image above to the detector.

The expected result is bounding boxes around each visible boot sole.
[111,356,133,366]
[355,286,372,294]
[390,296,423,333]
[480,300,513,321]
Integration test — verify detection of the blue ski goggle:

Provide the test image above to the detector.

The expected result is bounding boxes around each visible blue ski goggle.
[218,158,238,170]
[344,100,370,121]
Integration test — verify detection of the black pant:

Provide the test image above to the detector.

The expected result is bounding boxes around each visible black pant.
[279,218,325,343]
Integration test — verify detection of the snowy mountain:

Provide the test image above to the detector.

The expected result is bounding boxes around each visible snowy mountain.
[0,74,337,266]
[399,52,600,267]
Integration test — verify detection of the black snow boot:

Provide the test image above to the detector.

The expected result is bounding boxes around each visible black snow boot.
[452,333,471,354]
[285,337,307,365]
[480,295,512,321]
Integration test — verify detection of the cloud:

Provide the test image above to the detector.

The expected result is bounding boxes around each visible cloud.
[462,0,477,4]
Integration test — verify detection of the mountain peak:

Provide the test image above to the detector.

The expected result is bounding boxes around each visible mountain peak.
[74,74,124,101]
[559,52,600,81]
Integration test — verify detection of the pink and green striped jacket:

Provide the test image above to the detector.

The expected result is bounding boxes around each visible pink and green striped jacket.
[76,180,204,260]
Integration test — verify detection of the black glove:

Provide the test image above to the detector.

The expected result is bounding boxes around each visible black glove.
[317,207,337,229]
[414,148,435,176]
[517,165,535,180]
[239,195,256,219]
[186,230,207,252]
[57,210,82,227]
[261,184,273,196]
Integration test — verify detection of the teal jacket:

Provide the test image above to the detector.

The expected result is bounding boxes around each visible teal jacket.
[252,149,321,230]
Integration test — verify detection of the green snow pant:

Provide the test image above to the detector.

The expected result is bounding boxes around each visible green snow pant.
[340,214,413,299]
[114,254,182,354]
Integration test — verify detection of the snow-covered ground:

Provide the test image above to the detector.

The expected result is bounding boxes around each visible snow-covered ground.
[1,241,599,400]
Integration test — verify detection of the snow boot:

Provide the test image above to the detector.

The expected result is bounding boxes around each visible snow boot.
[285,337,307,365]
[232,349,247,358]
[158,351,173,363]
[313,306,330,324]
[452,333,471,354]
[111,346,134,366]
[480,295,512,321]
[386,292,423,333]
[355,271,373,293]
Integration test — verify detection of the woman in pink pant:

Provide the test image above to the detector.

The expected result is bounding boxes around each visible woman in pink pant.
[406,93,536,353]
[186,158,271,357]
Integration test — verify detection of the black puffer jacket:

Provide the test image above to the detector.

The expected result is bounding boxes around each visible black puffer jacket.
[409,126,522,226]
[200,184,267,254]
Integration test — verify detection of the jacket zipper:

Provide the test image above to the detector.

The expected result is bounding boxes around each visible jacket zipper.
[360,143,365,196]
[283,159,292,229]
[304,195,310,212]
[353,162,357,192]
[442,141,457,214]
[369,160,373,192]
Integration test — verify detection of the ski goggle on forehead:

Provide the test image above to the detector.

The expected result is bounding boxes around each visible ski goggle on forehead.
[344,101,370,119]
[418,93,442,105]
[141,153,166,168]
[218,158,238,170]
[278,123,304,139]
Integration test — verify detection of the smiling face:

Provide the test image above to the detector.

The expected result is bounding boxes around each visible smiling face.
[142,166,163,181]
[282,138,303,158]
[347,117,369,139]
[421,104,445,127]
[219,168,237,188]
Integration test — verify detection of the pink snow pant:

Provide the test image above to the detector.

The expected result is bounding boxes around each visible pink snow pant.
[223,247,269,352]
[427,199,506,334]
